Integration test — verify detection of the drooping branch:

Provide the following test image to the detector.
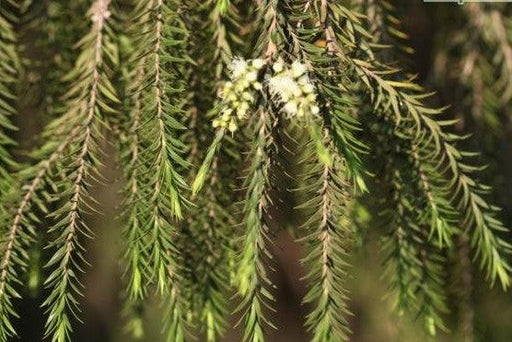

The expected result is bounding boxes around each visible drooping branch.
[236,107,275,342]
[313,0,511,289]
[41,1,119,340]
[300,132,354,342]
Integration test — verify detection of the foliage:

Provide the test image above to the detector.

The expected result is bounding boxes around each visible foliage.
[0,1,511,342]
[0,1,22,341]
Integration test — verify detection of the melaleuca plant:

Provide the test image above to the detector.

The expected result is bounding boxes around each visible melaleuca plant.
[0,1,511,342]
[427,3,512,340]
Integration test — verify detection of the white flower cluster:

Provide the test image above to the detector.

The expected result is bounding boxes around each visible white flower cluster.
[268,60,319,118]
[213,58,265,132]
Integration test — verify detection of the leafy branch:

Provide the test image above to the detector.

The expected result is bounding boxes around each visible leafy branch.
[299,130,353,342]
[236,106,276,342]
[0,2,21,338]
[317,1,511,289]
[41,1,119,341]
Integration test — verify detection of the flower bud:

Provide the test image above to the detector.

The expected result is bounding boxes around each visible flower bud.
[231,58,248,78]
[284,101,298,115]
[298,76,309,85]
[291,61,307,78]
[302,83,315,94]
[228,120,237,132]
[237,106,248,119]
[273,61,284,73]
[242,92,254,102]
[246,71,258,82]
[252,59,265,69]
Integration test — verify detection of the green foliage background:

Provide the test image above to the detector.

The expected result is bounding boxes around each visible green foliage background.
[1,0,512,341]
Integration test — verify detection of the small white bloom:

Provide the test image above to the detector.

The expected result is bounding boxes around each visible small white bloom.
[220,86,230,99]
[237,103,249,119]
[227,93,237,102]
[252,82,262,90]
[237,110,247,119]
[272,61,284,73]
[252,59,265,69]
[242,92,254,102]
[228,120,237,132]
[239,79,250,90]
[291,61,307,78]
[231,58,248,78]
[224,81,233,89]
[284,101,298,115]
[280,93,290,102]
[269,75,300,102]
[298,76,309,85]
[311,105,320,115]
[302,83,315,94]
[212,119,220,128]
[222,112,231,121]
[246,71,258,82]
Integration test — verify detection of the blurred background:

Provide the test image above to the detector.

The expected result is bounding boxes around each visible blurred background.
[9,0,512,341]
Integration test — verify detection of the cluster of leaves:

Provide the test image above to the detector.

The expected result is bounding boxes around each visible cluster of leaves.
[432,3,512,143]
[0,1,18,205]
[1,0,120,341]
[426,3,512,339]
[0,1,22,341]
[0,1,510,342]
